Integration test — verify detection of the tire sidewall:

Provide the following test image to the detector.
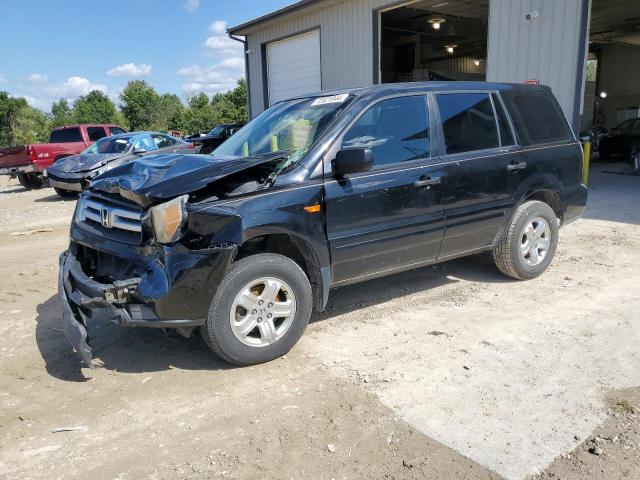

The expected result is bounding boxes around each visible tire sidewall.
[205,254,312,364]
[509,202,559,279]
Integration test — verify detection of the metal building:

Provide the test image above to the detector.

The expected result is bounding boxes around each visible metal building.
[229,0,640,132]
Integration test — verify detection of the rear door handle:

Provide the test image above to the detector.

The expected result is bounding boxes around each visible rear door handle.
[507,161,527,172]
[414,175,442,187]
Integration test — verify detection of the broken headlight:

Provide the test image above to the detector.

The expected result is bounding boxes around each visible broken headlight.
[150,195,189,244]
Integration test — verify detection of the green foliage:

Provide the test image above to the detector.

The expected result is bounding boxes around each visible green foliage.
[586,60,598,82]
[120,80,162,131]
[50,98,74,127]
[182,92,216,134]
[0,91,49,146]
[73,90,119,124]
[211,78,248,124]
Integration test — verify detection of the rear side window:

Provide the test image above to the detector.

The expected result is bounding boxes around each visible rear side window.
[49,128,82,143]
[436,93,499,154]
[492,94,516,146]
[87,127,107,142]
[504,92,571,145]
[342,95,430,167]
[109,127,127,135]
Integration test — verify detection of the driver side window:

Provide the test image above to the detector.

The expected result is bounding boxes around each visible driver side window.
[341,95,430,168]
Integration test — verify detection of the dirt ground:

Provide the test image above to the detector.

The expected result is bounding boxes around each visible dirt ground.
[0,159,639,480]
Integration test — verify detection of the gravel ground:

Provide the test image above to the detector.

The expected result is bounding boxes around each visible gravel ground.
[0,160,638,480]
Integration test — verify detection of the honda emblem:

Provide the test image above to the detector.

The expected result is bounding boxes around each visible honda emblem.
[101,208,113,228]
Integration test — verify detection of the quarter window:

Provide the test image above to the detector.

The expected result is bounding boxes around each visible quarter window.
[504,92,571,145]
[436,93,499,154]
[342,95,430,168]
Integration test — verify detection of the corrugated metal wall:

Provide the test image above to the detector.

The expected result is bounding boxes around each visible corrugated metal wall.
[244,0,396,116]
[243,0,590,123]
[486,0,590,125]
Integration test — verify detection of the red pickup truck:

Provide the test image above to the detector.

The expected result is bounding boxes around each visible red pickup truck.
[0,124,127,189]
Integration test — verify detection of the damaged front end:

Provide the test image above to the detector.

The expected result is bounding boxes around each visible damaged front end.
[58,153,283,367]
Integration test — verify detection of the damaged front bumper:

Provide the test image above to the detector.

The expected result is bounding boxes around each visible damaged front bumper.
[58,239,236,367]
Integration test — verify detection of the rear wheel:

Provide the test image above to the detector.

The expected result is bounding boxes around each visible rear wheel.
[200,253,312,365]
[17,172,44,189]
[53,187,79,198]
[493,200,559,280]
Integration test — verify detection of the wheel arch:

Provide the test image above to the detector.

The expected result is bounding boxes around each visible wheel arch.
[523,189,564,223]
[235,232,330,312]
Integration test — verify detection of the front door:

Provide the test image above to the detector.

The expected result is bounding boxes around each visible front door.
[324,95,445,285]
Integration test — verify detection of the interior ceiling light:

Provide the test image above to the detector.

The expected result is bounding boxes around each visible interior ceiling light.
[430,2,449,8]
[446,45,456,53]
[600,91,608,99]
[474,59,481,66]
[428,17,446,30]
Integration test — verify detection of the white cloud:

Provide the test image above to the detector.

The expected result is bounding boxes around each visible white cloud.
[27,73,48,83]
[184,0,200,12]
[202,19,242,57]
[209,20,227,34]
[0,74,6,84]
[18,76,109,111]
[107,62,152,77]
[177,56,244,96]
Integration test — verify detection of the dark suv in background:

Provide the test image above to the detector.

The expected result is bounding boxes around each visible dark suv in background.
[59,82,586,367]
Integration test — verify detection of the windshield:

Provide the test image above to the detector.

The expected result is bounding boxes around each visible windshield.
[83,136,133,154]
[208,126,226,137]
[213,94,352,170]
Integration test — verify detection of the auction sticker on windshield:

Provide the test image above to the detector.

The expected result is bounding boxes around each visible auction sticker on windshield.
[311,94,349,107]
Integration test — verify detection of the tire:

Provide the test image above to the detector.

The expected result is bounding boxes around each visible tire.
[17,172,44,189]
[493,200,559,280]
[53,187,79,198]
[200,253,313,366]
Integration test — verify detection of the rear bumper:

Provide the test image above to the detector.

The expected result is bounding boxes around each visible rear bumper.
[562,184,588,225]
[0,164,37,176]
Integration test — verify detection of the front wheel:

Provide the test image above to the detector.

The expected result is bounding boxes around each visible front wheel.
[493,200,559,280]
[200,253,312,365]
[17,172,44,189]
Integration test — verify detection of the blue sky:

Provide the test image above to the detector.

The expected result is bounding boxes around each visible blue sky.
[0,0,293,111]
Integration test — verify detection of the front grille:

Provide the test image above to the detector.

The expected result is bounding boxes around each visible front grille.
[78,193,144,244]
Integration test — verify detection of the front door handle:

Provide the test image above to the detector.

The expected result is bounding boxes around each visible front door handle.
[507,161,527,172]
[414,175,442,187]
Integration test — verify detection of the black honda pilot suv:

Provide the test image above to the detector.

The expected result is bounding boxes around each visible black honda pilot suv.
[59,82,587,367]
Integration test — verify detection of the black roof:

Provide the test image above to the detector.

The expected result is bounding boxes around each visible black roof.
[282,81,550,103]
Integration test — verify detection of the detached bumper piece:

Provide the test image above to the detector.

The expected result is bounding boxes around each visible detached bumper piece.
[58,250,200,367]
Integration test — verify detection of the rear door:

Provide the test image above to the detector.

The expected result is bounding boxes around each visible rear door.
[324,95,445,284]
[435,91,525,259]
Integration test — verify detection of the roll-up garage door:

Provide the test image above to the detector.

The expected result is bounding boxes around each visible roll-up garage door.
[266,30,321,106]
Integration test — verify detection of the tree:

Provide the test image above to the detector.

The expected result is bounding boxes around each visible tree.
[50,98,74,127]
[0,92,48,146]
[73,90,118,124]
[182,92,215,135]
[210,79,248,124]
[159,93,185,131]
[120,80,163,131]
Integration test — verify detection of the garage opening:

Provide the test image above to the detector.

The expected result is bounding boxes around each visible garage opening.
[265,29,321,106]
[379,0,489,84]
[583,0,640,166]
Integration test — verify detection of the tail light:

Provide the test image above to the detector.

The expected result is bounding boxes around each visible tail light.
[188,143,195,149]
[27,145,38,162]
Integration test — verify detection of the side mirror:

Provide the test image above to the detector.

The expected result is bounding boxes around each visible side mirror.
[133,147,147,155]
[332,148,373,177]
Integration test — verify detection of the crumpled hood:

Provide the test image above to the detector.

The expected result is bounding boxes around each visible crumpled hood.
[89,152,282,207]
[50,153,123,173]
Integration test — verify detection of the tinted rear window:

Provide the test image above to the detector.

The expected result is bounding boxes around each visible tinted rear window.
[50,128,82,143]
[504,91,571,145]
